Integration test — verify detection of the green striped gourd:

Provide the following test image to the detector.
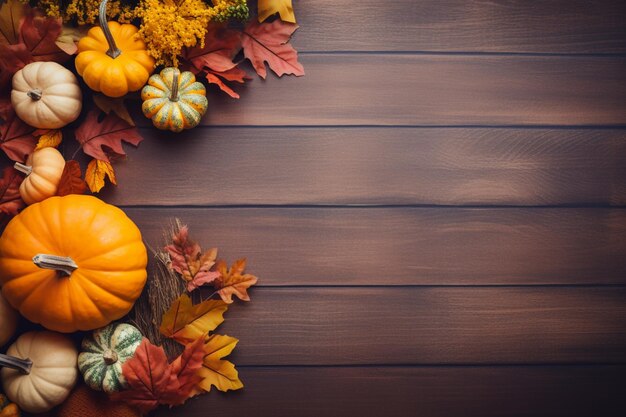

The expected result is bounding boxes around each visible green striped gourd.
[78,323,143,393]
[141,67,208,132]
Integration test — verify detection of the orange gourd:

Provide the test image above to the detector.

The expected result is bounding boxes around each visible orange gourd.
[0,195,147,333]
[75,0,154,97]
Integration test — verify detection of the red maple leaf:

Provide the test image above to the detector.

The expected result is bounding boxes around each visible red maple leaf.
[184,23,241,74]
[0,7,68,76]
[56,160,88,196]
[165,224,221,292]
[0,107,37,162]
[111,338,206,413]
[75,110,144,163]
[0,166,25,220]
[205,66,250,99]
[241,20,304,79]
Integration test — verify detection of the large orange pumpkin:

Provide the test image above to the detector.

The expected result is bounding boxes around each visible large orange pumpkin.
[0,195,147,333]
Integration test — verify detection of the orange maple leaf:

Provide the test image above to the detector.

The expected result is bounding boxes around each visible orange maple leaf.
[214,259,258,304]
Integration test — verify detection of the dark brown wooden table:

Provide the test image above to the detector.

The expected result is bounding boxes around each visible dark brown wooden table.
[6,0,626,416]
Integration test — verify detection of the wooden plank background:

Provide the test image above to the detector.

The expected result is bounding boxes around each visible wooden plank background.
[2,0,626,416]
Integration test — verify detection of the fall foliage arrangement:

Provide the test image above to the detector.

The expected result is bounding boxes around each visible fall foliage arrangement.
[0,0,300,414]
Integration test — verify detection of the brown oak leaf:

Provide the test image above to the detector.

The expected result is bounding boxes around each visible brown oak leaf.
[111,338,206,413]
[75,109,143,163]
[242,20,304,79]
[0,166,24,219]
[93,94,135,126]
[165,223,221,291]
[0,0,24,46]
[0,107,37,162]
[160,294,228,345]
[214,259,258,304]
[56,160,88,196]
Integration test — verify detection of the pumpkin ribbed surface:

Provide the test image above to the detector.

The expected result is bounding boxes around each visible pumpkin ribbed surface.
[0,195,147,333]
[141,68,208,132]
[1,331,78,413]
[75,22,155,98]
[78,323,143,393]
[18,147,65,205]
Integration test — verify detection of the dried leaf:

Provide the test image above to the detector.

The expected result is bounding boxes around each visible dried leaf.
[0,97,12,120]
[57,160,88,196]
[0,0,24,46]
[183,23,241,74]
[0,108,37,162]
[165,224,221,291]
[258,0,296,24]
[160,294,228,345]
[111,338,177,413]
[85,158,116,193]
[166,337,206,404]
[0,166,24,218]
[242,20,304,79]
[55,23,88,55]
[112,337,209,412]
[34,129,62,150]
[205,66,250,99]
[75,109,143,162]
[93,94,135,126]
[196,334,243,393]
[214,259,258,304]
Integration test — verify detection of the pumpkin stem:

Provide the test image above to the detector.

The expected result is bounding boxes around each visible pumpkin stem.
[0,353,32,375]
[99,0,121,59]
[103,349,118,365]
[13,162,32,176]
[33,254,78,276]
[26,89,42,101]
[170,69,180,102]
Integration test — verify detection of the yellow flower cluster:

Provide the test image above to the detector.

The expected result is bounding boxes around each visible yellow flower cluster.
[134,0,249,67]
[36,0,133,24]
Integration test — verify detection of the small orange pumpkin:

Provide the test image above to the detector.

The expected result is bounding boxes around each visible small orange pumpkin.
[14,147,65,205]
[75,0,154,97]
[0,195,147,333]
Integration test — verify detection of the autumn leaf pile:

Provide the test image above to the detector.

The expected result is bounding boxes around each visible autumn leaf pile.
[112,222,258,413]
[0,0,303,225]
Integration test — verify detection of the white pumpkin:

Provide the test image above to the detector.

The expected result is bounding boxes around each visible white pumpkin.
[11,62,82,129]
[0,292,18,347]
[0,331,78,413]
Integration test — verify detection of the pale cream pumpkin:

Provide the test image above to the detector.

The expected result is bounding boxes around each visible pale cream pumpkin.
[11,62,82,129]
[13,147,66,205]
[0,331,78,413]
[0,293,17,347]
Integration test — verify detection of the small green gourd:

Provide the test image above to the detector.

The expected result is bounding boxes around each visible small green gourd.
[78,323,143,393]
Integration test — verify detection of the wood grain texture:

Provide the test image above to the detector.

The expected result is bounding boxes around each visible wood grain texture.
[127,207,626,285]
[154,366,626,417]
[102,128,626,206]
[191,55,626,126]
[206,287,626,365]
[289,0,626,53]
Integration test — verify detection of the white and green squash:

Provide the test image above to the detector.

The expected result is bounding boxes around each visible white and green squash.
[78,323,143,393]
[141,67,208,132]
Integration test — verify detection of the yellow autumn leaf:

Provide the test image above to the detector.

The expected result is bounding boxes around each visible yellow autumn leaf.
[196,334,243,393]
[258,0,296,23]
[160,294,228,345]
[34,130,62,150]
[85,159,117,193]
